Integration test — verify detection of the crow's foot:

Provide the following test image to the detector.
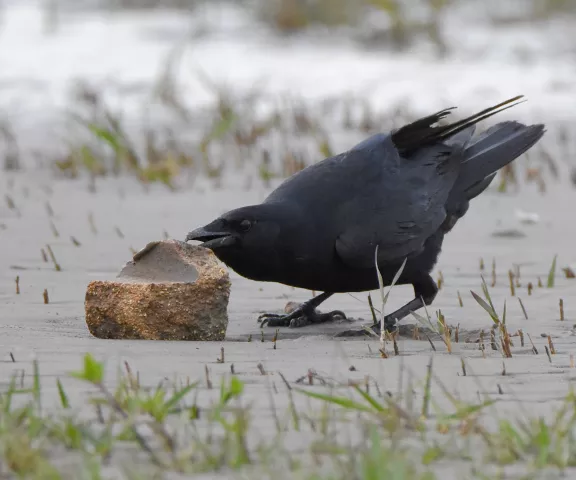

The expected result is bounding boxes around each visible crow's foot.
[258,304,347,328]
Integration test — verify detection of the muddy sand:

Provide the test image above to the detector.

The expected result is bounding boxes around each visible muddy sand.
[1,171,576,477]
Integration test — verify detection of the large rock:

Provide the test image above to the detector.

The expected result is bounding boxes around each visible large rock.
[85,240,230,340]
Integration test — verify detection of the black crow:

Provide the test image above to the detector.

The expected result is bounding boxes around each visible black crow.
[186,95,545,333]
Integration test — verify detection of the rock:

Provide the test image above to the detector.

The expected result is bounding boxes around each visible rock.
[85,240,230,341]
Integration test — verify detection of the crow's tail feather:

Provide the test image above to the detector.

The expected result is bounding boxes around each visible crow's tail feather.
[456,121,546,201]
[391,95,526,157]
[441,121,544,233]
[462,172,497,200]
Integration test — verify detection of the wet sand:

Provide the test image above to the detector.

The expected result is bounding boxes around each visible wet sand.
[1,171,576,476]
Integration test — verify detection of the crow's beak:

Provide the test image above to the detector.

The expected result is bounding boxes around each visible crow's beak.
[185,226,238,249]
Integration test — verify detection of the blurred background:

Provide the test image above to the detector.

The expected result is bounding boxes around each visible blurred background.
[0,0,575,189]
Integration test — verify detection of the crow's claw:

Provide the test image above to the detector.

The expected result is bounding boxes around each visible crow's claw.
[258,313,287,328]
[289,316,310,328]
[258,308,348,328]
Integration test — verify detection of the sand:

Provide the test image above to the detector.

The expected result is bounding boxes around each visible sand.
[1,1,576,477]
[1,170,576,477]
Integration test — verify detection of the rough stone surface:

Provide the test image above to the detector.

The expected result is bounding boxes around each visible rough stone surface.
[85,240,230,340]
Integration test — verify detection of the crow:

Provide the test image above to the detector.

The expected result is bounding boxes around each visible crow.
[186,95,545,333]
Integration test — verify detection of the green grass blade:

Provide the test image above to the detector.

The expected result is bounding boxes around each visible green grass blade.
[480,276,497,313]
[165,383,198,412]
[374,246,385,306]
[383,258,407,305]
[470,290,499,324]
[547,255,557,288]
[33,359,41,411]
[422,357,433,418]
[445,400,497,420]
[353,385,385,413]
[410,311,436,332]
[296,389,374,413]
[57,379,70,409]
[87,124,123,155]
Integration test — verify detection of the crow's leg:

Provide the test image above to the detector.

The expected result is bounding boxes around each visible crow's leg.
[335,274,438,337]
[379,274,438,332]
[258,292,347,328]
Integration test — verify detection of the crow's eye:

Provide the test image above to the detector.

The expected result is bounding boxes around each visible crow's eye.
[239,219,252,232]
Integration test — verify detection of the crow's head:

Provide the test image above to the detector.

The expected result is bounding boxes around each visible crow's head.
[186,204,294,280]
[185,204,288,253]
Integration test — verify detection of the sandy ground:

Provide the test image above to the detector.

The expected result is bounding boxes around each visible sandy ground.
[0,2,575,477]
[1,166,576,477]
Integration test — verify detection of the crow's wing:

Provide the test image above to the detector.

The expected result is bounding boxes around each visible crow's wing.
[265,133,397,208]
[266,97,524,269]
[334,141,463,269]
[332,97,531,269]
